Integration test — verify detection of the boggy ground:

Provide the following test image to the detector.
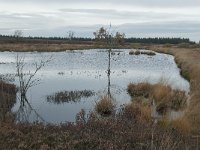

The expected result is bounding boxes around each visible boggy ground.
[0,43,200,149]
[136,44,200,134]
[0,80,191,149]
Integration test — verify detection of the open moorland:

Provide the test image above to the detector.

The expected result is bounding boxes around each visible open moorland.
[0,38,200,149]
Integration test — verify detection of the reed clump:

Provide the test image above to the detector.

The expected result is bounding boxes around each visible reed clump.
[95,96,115,116]
[127,83,151,98]
[133,44,200,133]
[129,50,140,55]
[129,50,156,56]
[127,82,188,115]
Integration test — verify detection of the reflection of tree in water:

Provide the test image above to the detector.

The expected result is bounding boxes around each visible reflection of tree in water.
[15,96,45,123]
[0,81,44,123]
[14,54,51,123]
[107,48,111,98]
[46,90,95,104]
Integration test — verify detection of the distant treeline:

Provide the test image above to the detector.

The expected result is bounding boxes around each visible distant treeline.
[0,35,195,44]
[0,35,93,44]
[124,37,195,44]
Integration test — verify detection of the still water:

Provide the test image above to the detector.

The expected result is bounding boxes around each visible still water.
[0,49,189,123]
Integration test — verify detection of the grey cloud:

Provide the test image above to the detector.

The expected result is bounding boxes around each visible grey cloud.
[59,8,187,21]
[0,0,199,41]
[8,21,198,42]
[1,0,200,7]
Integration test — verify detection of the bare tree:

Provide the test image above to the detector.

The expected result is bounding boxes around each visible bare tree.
[16,55,52,101]
[67,30,75,41]
[14,30,23,38]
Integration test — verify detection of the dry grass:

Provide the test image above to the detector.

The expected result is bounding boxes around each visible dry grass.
[0,43,130,52]
[151,83,172,104]
[0,115,186,150]
[0,81,16,124]
[121,102,151,123]
[131,44,200,133]
[171,117,192,135]
[0,43,96,52]
[127,82,188,115]
[95,96,115,116]
[0,81,189,149]
[127,83,151,98]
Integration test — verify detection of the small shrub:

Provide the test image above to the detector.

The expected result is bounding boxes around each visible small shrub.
[95,96,115,116]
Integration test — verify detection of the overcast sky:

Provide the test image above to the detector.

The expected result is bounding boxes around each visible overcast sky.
[0,0,200,41]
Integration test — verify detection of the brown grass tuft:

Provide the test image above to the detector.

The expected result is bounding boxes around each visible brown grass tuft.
[121,102,151,123]
[127,83,151,98]
[171,117,191,135]
[95,96,115,116]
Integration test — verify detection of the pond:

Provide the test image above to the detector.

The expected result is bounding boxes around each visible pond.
[0,49,190,123]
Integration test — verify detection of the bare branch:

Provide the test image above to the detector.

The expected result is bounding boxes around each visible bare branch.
[16,54,52,97]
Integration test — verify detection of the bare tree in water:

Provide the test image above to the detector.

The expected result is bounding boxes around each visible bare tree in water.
[15,54,52,122]
[16,55,52,104]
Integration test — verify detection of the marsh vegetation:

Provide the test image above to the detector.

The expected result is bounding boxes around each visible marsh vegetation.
[0,42,200,149]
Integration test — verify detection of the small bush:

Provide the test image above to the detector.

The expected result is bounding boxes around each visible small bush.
[95,96,115,116]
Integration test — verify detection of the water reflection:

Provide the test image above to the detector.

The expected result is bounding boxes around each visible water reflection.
[15,95,45,123]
